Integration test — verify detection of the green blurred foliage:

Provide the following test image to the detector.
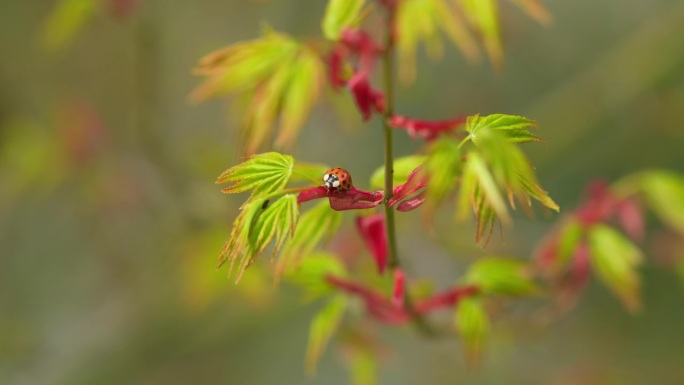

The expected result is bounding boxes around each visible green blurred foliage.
[1,0,684,384]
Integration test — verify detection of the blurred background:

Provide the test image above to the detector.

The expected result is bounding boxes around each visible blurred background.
[1,0,684,384]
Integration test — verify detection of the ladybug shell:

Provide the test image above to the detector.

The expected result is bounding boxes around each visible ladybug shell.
[323,168,352,191]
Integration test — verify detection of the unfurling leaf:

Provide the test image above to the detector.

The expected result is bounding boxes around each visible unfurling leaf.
[216,152,294,200]
[192,29,323,152]
[306,295,347,375]
[459,0,503,69]
[465,257,538,295]
[370,155,427,190]
[218,195,299,281]
[322,0,366,40]
[396,0,479,83]
[278,201,343,275]
[422,136,462,218]
[588,225,643,312]
[455,297,489,368]
[42,0,98,51]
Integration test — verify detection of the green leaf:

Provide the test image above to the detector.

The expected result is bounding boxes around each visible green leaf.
[276,49,324,149]
[588,224,643,312]
[349,348,377,385]
[286,252,347,300]
[249,194,299,257]
[216,152,294,200]
[465,257,538,295]
[616,170,684,234]
[292,162,330,185]
[396,0,479,83]
[192,29,323,152]
[42,0,98,51]
[218,194,299,282]
[459,0,503,69]
[464,151,510,222]
[322,0,366,40]
[465,113,540,144]
[305,295,346,374]
[555,219,584,267]
[423,136,462,217]
[455,297,489,368]
[278,201,343,275]
[216,198,266,278]
[369,155,427,190]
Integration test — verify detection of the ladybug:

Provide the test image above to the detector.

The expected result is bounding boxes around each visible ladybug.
[323,168,353,191]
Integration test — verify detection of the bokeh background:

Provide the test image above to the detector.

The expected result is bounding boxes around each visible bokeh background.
[2,0,684,384]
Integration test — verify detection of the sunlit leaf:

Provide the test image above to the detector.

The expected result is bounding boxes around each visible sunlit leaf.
[322,0,366,40]
[616,170,684,234]
[465,257,538,295]
[216,198,265,277]
[192,29,323,152]
[216,152,294,200]
[465,113,541,144]
[305,295,347,374]
[369,155,427,190]
[286,252,347,300]
[397,0,479,83]
[278,201,343,275]
[422,136,462,218]
[588,224,643,312]
[454,296,489,368]
[249,194,299,257]
[463,151,510,222]
[459,0,503,69]
[276,49,325,149]
[42,0,98,51]
[217,194,299,282]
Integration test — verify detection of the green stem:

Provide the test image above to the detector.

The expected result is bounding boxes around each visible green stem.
[381,6,436,337]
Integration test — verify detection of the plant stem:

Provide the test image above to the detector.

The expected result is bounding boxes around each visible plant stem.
[380,5,436,337]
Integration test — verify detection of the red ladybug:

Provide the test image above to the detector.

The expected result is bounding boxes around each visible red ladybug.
[323,168,353,191]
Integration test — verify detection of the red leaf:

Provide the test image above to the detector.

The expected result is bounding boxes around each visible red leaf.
[327,47,347,90]
[388,166,426,208]
[392,269,405,308]
[326,275,409,324]
[390,115,466,141]
[396,191,426,212]
[571,241,591,290]
[616,198,645,241]
[347,71,385,121]
[340,29,382,74]
[329,187,384,211]
[414,285,479,313]
[356,214,388,274]
[297,186,331,204]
